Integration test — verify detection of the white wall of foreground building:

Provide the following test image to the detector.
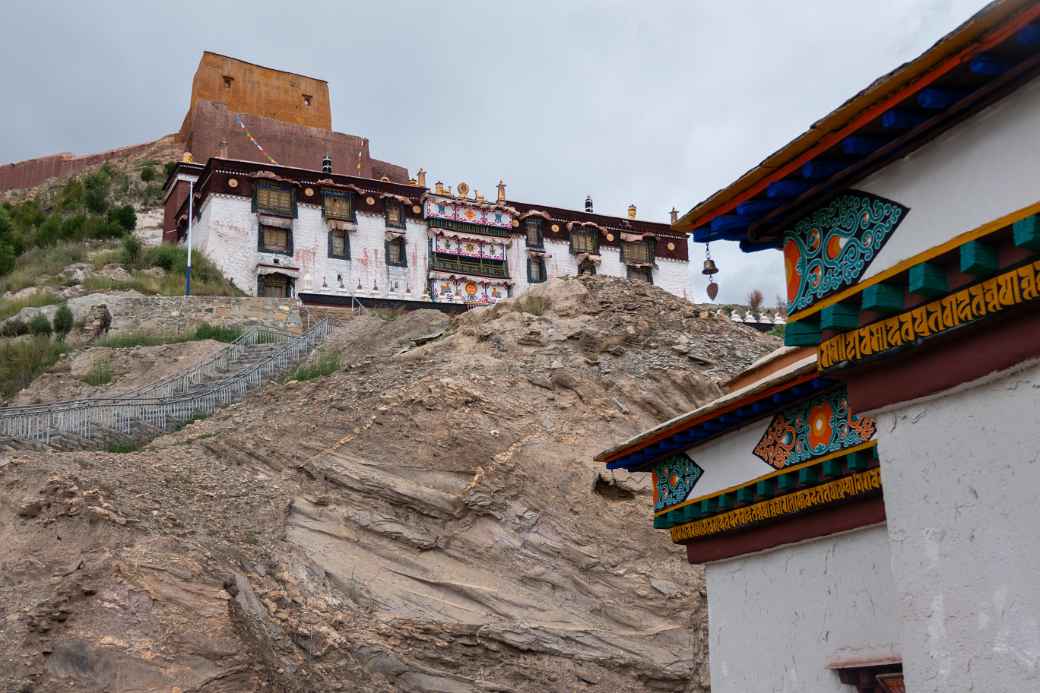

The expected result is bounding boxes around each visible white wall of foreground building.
[871,359,1040,692]
[705,524,900,693]
[859,77,1040,281]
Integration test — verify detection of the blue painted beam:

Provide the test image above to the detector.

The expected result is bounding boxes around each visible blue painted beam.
[801,159,846,180]
[710,215,748,234]
[1016,23,1040,47]
[736,199,782,218]
[739,240,783,253]
[841,135,887,156]
[917,88,966,109]
[767,179,811,199]
[970,54,1008,76]
[881,109,927,130]
[692,226,719,243]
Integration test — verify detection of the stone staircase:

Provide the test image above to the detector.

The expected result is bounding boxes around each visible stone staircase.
[0,320,331,452]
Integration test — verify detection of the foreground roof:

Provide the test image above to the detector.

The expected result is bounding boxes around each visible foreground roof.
[677,0,1040,247]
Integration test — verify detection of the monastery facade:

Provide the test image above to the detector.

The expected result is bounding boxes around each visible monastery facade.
[599,2,1040,691]
[163,157,690,306]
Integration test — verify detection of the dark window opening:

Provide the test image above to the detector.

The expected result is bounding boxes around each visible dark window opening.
[528,256,546,283]
[329,229,350,260]
[258,273,294,298]
[254,182,295,217]
[385,200,406,230]
[524,218,544,249]
[322,191,354,221]
[386,236,407,267]
[621,238,655,265]
[578,258,597,276]
[570,228,599,255]
[223,75,233,88]
[627,266,653,284]
[302,94,313,106]
[259,224,293,255]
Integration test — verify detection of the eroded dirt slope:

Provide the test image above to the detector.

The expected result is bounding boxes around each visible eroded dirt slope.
[0,276,779,692]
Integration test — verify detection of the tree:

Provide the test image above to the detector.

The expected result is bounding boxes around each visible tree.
[109,205,137,232]
[83,170,111,214]
[746,289,765,319]
[0,243,14,276]
[53,304,74,341]
[140,165,157,182]
[121,235,142,266]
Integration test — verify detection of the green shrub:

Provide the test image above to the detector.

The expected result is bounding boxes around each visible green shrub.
[28,313,52,336]
[82,358,113,386]
[0,335,66,399]
[53,304,74,340]
[83,171,111,214]
[0,243,14,276]
[109,205,137,232]
[163,162,177,179]
[140,165,157,182]
[106,439,143,453]
[0,291,62,321]
[289,350,341,381]
[193,322,243,343]
[121,235,142,266]
[1,318,27,337]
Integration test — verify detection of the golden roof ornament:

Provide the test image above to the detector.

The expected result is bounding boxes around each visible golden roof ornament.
[457,181,470,198]
[497,180,506,204]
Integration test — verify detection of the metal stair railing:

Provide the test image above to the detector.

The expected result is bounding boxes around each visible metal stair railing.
[0,319,331,446]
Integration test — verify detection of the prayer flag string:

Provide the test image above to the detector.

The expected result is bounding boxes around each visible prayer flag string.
[235,115,279,165]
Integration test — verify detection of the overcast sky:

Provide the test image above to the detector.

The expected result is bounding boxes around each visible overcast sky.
[2,0,986,304]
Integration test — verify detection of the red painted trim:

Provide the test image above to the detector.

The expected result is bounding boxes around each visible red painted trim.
[683,4,1040,232]
[845,309,1040,414]
[685,494,886,563]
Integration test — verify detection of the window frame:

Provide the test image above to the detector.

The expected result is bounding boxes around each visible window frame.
[384,200,406,230]
[385,236,407,267]
[253,181,296,218]
[328,229,350,260]
[524,218,544,249]
[527,255,547,283]
[626,265,654,284]
[620,237,656,265]
[570,227,600,255]
[257,273,294,298]
[322,190,355,222]
[258,223,293,256]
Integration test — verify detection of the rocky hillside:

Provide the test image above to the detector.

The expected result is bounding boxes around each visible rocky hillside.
[0,276,779,692]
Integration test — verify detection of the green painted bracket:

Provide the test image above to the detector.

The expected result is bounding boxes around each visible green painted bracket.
[862,283,904,313]
[908,262,948,297]
[960,241,998,276]
[821,303,860,331]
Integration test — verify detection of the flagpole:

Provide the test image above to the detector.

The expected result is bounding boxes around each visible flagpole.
[186,179,193,296]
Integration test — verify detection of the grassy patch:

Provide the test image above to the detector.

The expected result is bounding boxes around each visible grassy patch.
[94,321,245,349]
[174,410,209,431]
[289,350,341,381]
[0,242,89,293]
[515,294,551,316]
[106,439,143,453]
[0,292,62,321]
[0,336,67,399]
[82,358,113,386]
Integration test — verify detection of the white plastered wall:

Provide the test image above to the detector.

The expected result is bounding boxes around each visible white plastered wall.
[681,419,773,501]
[859,77,1040,280]
[706,525,900,693]
[870,359,1040,692]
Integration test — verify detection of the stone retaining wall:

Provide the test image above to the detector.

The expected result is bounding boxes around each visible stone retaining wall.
[109,295,304,335]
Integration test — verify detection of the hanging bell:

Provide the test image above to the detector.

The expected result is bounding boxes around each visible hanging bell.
[702,258,719,276]
[706,280,719,301]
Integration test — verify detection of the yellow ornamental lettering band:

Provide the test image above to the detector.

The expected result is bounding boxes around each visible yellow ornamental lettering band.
[817,262,1040,371]
[669,468,882,542]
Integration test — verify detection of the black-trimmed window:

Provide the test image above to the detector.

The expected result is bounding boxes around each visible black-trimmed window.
[329,229,350,259]
[626,266,653,284]
[527,255,546,283]
[258,273,294,298]
[253,182,295,217]
[384,200,406,230]
[621,238,655,265]
[322,191,355,222]
[570,228,599,255]
[259,224,293,255]
[524,218,544,249]
[386,236,407,267]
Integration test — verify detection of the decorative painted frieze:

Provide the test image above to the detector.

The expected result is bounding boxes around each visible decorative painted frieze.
[753,387,876,469]
[652,454,705,512]
[431,234,507,260]
[429,276,510,305]
[424,198,514,230]
[784,191,908,313]
[818,259,1040,370]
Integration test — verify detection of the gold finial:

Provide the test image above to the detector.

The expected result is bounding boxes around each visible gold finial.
[627,204,637,220]
[475,190,485,202]
[182,151,194,163]
[497,180,506,204]
[457,181,470,198]
[417,168,427,188]
[670,207,679,224]
[435,181,445,195]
